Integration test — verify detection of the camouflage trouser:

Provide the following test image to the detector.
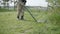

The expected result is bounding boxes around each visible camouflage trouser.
[17,3,25,19]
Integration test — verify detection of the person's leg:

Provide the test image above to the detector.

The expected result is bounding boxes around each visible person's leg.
[17,5,24,20]
[17,5,22,19]
[17,9,21,19]
[20,9,24,20]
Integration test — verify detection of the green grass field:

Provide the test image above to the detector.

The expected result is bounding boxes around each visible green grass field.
[0,8,60,34]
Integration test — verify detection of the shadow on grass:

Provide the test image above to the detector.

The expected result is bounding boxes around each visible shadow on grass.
[19,19,36,22]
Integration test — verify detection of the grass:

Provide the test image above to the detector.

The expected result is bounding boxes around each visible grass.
[0,8,60,34]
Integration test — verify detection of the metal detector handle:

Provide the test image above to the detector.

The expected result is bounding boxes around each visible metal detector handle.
[24,6,37,22]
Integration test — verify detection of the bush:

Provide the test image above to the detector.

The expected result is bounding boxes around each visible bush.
[48,9,60,26]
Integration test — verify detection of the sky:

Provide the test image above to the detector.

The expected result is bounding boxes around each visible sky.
[26,0,48,7]
[0,0,48,7]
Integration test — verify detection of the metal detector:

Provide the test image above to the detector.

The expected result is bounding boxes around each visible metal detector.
[24,6,37,22]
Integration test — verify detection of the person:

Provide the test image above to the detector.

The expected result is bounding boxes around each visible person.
[17,0,26,20]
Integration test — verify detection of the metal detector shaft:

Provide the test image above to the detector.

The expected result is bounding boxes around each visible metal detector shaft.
[24,6,37,22]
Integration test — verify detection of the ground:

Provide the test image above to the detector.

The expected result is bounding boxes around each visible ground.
[0,9,60,34]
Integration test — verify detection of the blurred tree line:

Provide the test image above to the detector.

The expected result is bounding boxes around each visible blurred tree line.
[47,0,60,10]
[0,0,17,9]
